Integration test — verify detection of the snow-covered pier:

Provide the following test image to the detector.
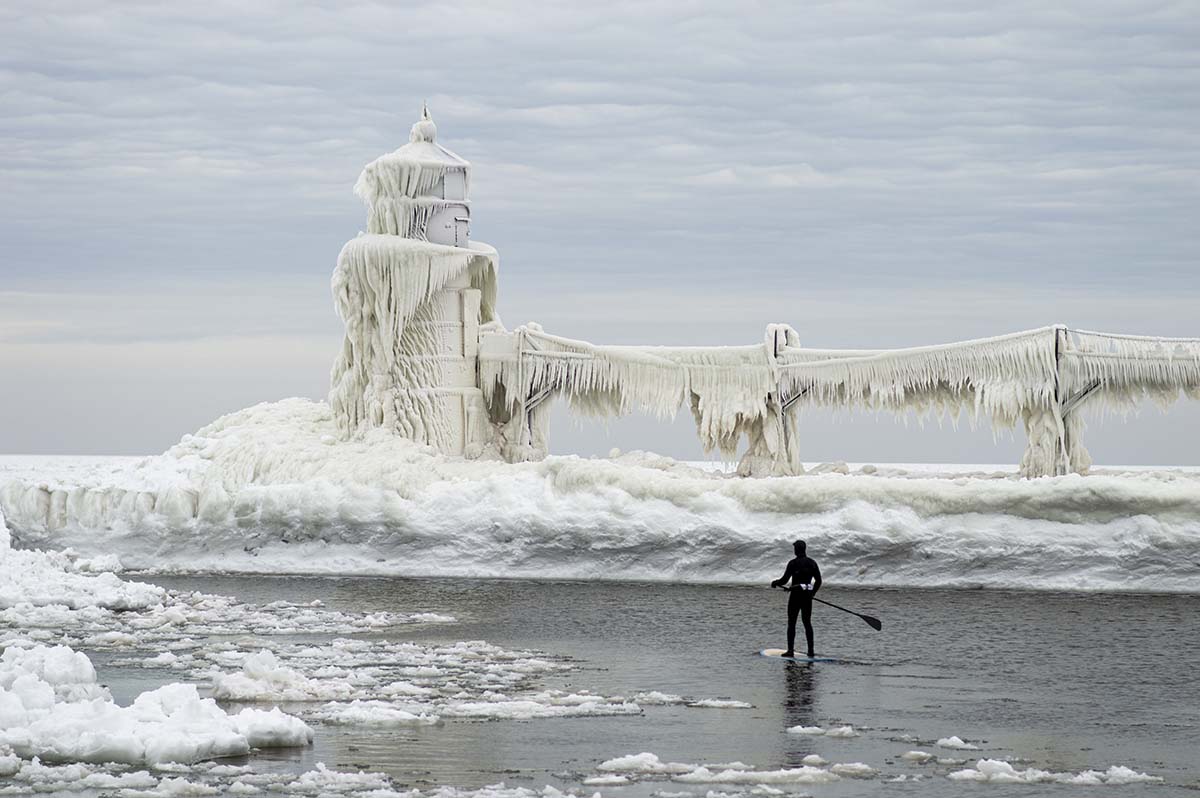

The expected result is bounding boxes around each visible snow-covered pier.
[331,109,1200,478]
[478,323,1200,478]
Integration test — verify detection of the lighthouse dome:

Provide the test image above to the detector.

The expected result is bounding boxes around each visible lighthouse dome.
[353,105,472,247]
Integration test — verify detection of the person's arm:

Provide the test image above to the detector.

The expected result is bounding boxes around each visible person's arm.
[771,560,794,589]
[811,561,822,595]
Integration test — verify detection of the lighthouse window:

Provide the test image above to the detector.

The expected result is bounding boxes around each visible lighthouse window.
[443,169,466,200]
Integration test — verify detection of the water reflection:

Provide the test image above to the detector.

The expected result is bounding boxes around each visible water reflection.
[133,575,1197,791]
[781,662,818,766]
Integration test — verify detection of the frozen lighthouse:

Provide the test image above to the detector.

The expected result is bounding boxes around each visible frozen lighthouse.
[327,106,1200,477]
[328,106,499,456]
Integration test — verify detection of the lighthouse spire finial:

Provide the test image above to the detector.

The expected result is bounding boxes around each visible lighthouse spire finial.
[410,102,437,143]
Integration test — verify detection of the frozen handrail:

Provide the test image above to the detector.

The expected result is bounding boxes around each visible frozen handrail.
[484,323,1200,477]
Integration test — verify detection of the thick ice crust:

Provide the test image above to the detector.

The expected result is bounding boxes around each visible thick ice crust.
[328,236,498,448]
[3,400,1199,592]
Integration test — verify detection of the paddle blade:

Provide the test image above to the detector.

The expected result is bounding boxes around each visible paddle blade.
[861,614,882,631]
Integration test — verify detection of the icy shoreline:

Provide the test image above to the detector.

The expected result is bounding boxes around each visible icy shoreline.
[2,399,1199,593]
[0,506,1177,792]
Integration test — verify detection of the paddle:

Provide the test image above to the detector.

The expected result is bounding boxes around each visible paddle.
[778,587,883,631]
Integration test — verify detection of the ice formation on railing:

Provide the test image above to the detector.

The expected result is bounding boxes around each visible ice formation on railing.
[776,327,1065,477]
[776,327,1059,423]
[1059,329,1200,408]
[478,324,1200,477]
[480,326,799,475]
[775,326,1200,476]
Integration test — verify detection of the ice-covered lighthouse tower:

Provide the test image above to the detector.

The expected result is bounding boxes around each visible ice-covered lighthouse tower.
[328,106,499,455]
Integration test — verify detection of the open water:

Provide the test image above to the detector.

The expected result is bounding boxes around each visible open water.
[96,575,1198,796]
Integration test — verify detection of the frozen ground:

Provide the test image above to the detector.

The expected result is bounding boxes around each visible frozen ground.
[3,399,1200,593]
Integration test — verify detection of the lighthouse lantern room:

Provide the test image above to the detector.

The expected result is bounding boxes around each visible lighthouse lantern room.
[353,104,472,247]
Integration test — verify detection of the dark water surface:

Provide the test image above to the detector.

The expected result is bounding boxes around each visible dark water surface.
[99,576,1198,795]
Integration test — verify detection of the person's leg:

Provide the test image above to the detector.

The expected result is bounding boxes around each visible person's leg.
[786,593,800,655]
[801,598,814,657]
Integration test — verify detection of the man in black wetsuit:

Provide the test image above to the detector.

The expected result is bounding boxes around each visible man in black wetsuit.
[771,539,822,658]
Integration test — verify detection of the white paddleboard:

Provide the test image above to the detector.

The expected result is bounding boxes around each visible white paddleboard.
[760,648,839,662]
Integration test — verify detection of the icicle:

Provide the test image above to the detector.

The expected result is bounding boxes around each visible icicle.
[481,321,1199,478]
[329,235,498,444]
[1059,329,1200,415]
[478,327,792,469]
[776,327,1061,429]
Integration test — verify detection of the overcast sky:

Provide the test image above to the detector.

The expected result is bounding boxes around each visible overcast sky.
[2,0,1198,463]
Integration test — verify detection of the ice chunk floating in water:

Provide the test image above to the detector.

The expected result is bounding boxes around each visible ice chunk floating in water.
[0,506,456,661]
[935,735,979,750]
[0,643,311,765]
[948,759,1161,784]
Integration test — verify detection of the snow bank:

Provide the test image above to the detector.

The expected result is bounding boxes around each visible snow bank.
[4,401,1200,592]
[0,507,163,611]
[0,644,310,765]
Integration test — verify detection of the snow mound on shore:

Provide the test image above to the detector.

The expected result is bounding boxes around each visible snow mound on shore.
[4,399,1200,592]
[0,509,163,611]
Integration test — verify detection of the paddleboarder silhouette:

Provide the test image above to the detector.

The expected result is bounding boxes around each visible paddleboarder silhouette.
[771,539,822,658]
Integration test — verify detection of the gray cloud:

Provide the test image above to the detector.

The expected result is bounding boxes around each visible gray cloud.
[1,0,1197,460]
